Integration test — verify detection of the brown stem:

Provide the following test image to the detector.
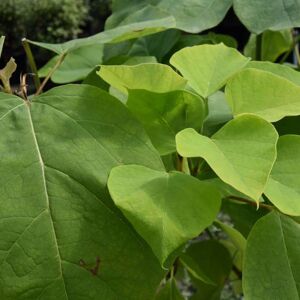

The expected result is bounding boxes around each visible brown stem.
[22,38,41,91]
[35,52,66,95]
[226,195,273,211]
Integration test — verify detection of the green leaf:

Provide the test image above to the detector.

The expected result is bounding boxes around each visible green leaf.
[38,44,104,84]
[127,89,206,155]
[176,114,278,201]
[185,240,232,300]
[108,165,221,267]
[234,0,300,33]
[0,85,166,299]
[173,32,238,52]
[155,278,184,300]
[246,61,300,86]
[214,220,246,267]
[265,135,300,216]
[106,0,232,33]
[243,29,293,62]
[27,16,176,54]
[98,63,187,94]
[222,200,268,237]
[244,212,300,299]
[225,68,300,122]
[101,29,179,63]
[180,253,215,285]
[202,91,233,136]
[170,43,249,98]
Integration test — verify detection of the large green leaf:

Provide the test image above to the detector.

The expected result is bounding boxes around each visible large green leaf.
[185,240,232,300]
[27,16,176,54]
[234,0,300,33]
[265,135,300,216]
[38,44,104,84]
[106,0,232,33]
[98,63,187,94]
[244,212,300,299]
[127,89,206,155]
[0,85,166,299]
[170,44,249,98]
[176,114,278,201]
[243,29,293,62]
[246,61,300,86]
[225,68,300,122]
[108,165,221,267]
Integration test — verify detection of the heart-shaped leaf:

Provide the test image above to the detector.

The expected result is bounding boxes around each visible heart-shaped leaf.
[170,43,249,98]
[225,68,300,122]
[0,85,165,299]
[244,212,300,299]
[127,89,206,155]
[108,165,221,267]
[265,135,300,216]
[176,114,278,201]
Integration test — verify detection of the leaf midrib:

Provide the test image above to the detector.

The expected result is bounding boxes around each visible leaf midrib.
[25,103,69,300]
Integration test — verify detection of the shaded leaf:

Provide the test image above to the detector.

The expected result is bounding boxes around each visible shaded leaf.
[244,30,292,62]
[185,240,232,300]
[127,89,206,155]
[203,91,232,136]
[155,278,184,300]
[265,135,300,216]
[234,0,300,33]
[106,0,232,33]
[28,16,176,54]
[38,44,104,84]
[244,212,300,299]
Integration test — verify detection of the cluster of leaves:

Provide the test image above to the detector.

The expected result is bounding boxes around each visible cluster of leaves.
[1,1,300,299]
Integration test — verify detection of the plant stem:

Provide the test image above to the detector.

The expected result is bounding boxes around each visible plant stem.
[255,33,263,61]
[176,153,183,172]
[35,52,66,95]
[22,38,41,92]
[226,195,273,211]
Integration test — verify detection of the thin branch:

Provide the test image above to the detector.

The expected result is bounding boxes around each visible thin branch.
[255,33,263,61]
[22,38,41,91]
[35,52,66,96]
[225,195,273,211]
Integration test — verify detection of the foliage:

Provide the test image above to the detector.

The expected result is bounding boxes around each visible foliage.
[1,2,300,300]
[0,0,88,44]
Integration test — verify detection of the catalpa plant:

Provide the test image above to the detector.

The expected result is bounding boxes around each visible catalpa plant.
[1,42,300,300]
